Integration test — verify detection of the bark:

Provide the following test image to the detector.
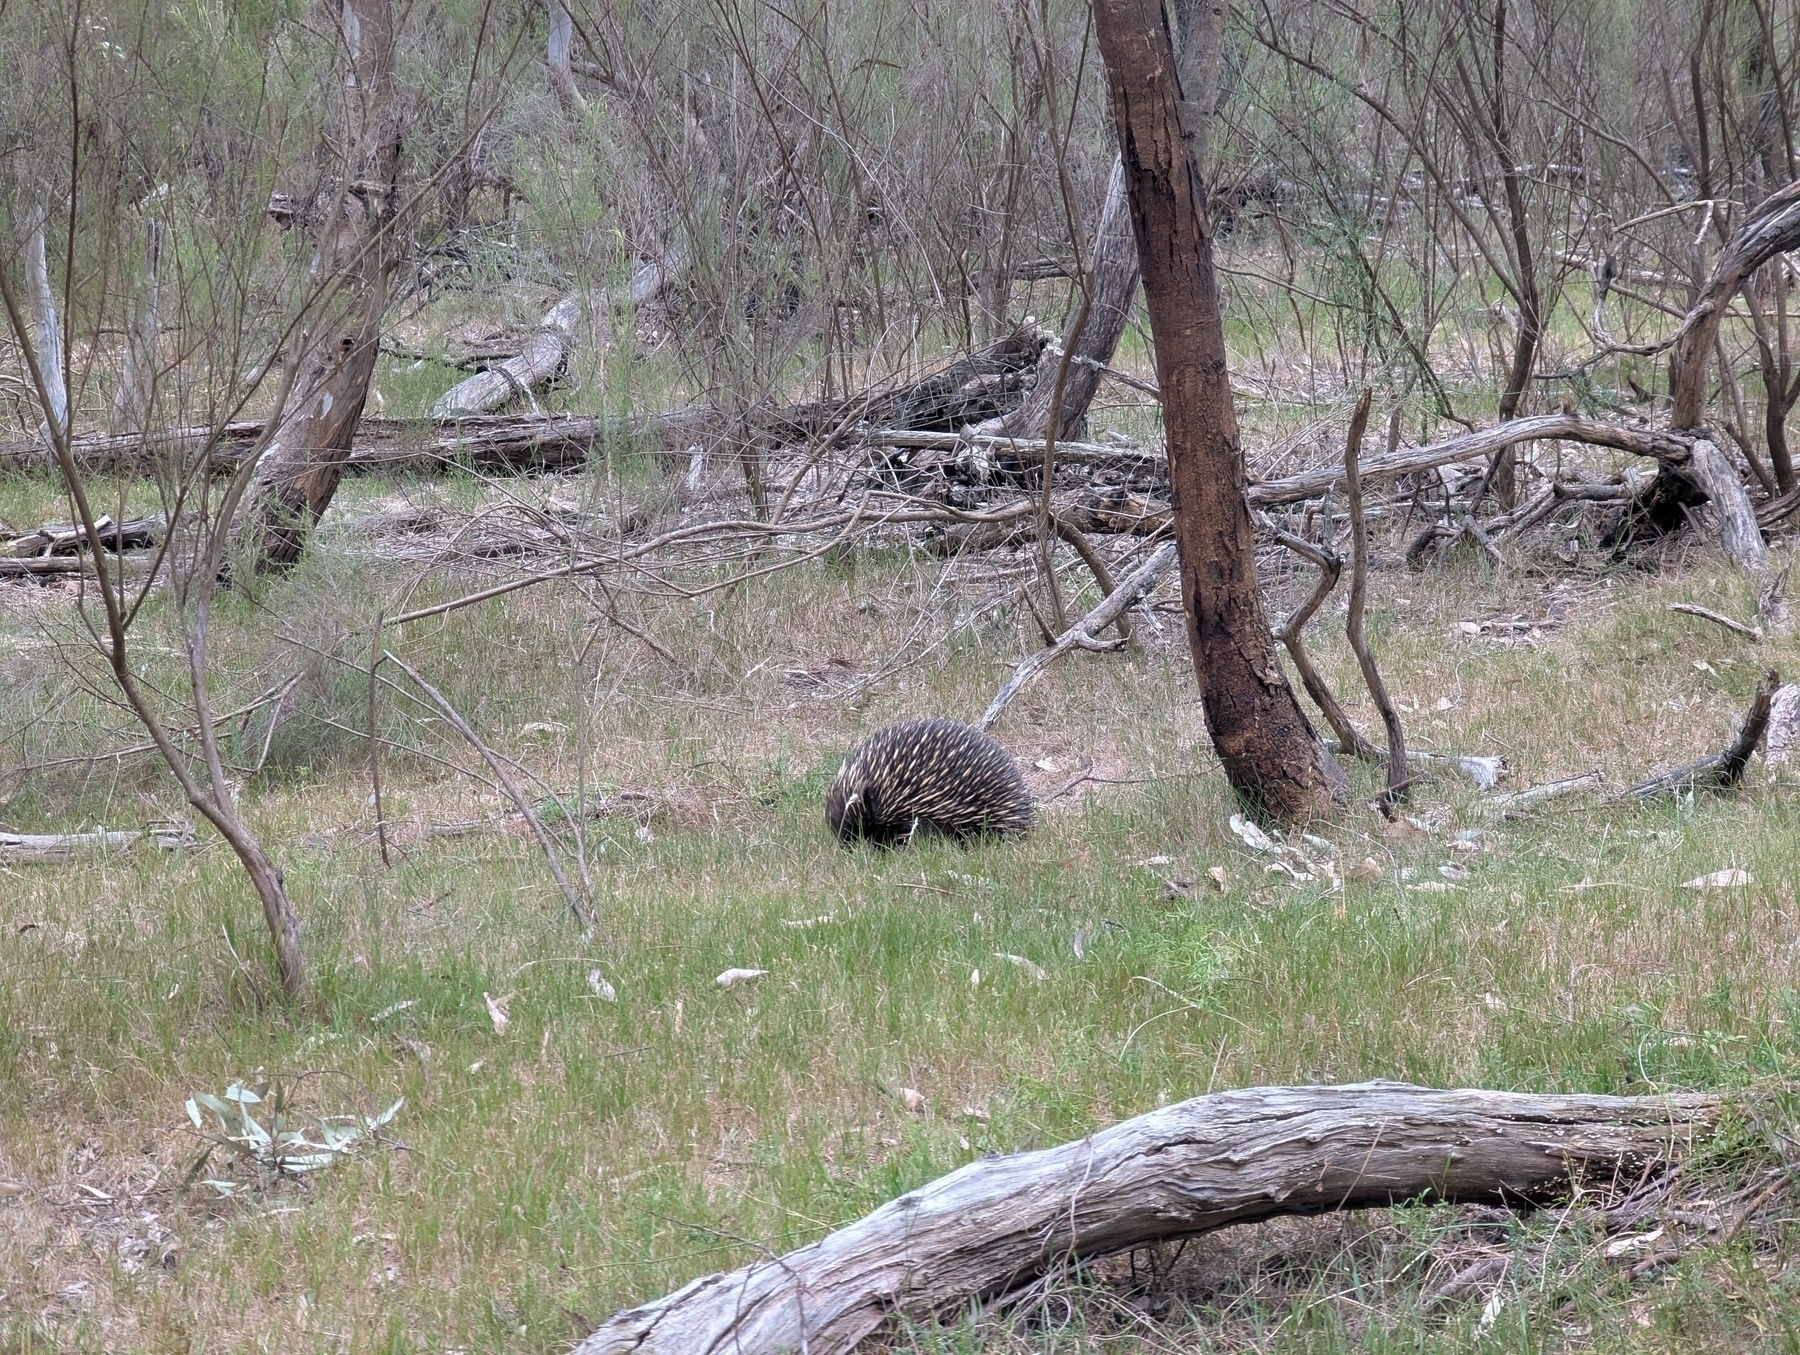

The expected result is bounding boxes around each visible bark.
[1096,0,1344,823]
[238,0,403,571]
[573,1081,1722,1355]
[1670,178,1800,430]
[1683,438,1769,571]
[431,294,580,418]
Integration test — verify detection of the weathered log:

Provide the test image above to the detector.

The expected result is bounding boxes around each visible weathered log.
[574,1081,1722,1355]
[975,540,1178,730]
[431,293,580,418]
[4,514,161,558]
[1,821,193,864]
[1627,668,1781,799]
[1246,414,1694,508]
[1678,438,1768,572]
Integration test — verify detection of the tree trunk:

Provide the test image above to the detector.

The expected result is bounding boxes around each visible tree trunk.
[547,0,586,113]
[238,0,402,572]
[994,160,1139,441]
[110,217,163,435]
[573,1081,1722,1355]
[1095,0,1344,822]
[24,200,68,449]
[1670,177,1800,430]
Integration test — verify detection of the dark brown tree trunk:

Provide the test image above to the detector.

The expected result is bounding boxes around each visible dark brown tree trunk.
[239,0,402,571]
[1094,0,1345,823]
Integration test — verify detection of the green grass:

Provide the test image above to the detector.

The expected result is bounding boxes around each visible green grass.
[3,479,1800,1351]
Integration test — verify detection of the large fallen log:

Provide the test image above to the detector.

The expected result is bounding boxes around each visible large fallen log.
[574,1081,1721,1355]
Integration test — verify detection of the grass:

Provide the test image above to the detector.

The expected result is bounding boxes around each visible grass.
[3,459,1800,1352]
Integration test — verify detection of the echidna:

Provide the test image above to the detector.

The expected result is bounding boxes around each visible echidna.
[825,719,1034,846]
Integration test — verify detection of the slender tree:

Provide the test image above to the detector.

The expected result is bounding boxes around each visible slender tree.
[1093,0,1346,822]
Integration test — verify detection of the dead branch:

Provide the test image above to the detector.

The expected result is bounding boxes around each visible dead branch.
[572,1081,1722,1355]
[1053,516,1130,641]
[1668,603,1763,641]
[431,294,580,418]
[1263,517,1381,762]
[1342,391,1407,805]
[975,541,1178,732]
[1627,669,1781,799]
[1482,768,1605,818]
[1246,414,1693,508]
[1,821,193,864]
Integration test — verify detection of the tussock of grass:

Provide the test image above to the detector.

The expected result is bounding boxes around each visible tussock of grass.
[3,483,1799,1351]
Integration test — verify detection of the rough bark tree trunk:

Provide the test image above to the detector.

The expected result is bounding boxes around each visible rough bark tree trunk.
[238,0,402,572]
[1095,0,1345,822]
[573,1082,1722,1355]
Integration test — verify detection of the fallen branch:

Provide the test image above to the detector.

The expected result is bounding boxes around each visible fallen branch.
[431,294,580,418]
[573,1081,1722,1355]
[1627,668,1781,799]
[1245,414,1694,508]
[1480,768,1604,818]
[1,821,193,863]
[975,540,1178,732]
[1668,603,1763,641]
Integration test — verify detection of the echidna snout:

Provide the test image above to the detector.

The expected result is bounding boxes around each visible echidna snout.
[825,719,1033,847]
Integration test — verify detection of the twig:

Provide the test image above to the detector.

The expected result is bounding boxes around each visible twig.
[1667,603,1762,641]
[1054,515,1130,641]
[1342,390,1408,809]
[384,651,590,929]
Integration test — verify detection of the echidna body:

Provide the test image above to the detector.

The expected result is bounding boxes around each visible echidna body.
[825,719,1034,846]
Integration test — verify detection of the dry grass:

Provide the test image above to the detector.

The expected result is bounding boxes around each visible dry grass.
[2,456,1800,1352]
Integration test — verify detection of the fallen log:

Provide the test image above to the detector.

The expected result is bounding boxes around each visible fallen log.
[1,821,193,863]
[1627,668,1780,799]
[430,294,581,418]
[573,1080,1722,1355]
[1246,414,1694,507]
[975,540,1177,731]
